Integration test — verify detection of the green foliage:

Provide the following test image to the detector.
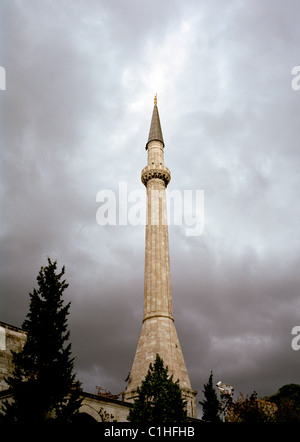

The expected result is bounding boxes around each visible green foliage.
[128,354,188,423]
[222,384,300,422]
[227,391,277,422]
[1,258,82,423]
[98,407,117,422]
[268,384,300,422]
[199,371,221,422]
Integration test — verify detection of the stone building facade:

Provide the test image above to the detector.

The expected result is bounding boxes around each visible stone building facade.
[0,321,27,391]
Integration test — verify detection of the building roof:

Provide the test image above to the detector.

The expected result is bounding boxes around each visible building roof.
[0,320,25,334]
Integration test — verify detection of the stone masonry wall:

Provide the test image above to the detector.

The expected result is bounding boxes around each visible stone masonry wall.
[0,321,27,391]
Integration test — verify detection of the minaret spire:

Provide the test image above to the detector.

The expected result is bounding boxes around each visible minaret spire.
[124,98,197,417]
[146,94,164,149]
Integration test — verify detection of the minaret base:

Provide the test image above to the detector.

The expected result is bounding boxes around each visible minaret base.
[124,315,197,418]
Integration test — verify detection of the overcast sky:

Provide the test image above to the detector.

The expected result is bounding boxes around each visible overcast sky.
[1,0,300,417]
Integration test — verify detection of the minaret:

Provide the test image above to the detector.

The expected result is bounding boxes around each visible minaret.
[124,96,197,417]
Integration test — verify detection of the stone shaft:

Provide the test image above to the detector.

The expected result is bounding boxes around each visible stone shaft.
[124,102,197,418]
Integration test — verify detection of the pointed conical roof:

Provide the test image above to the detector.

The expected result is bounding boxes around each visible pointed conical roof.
[146,96,164,149]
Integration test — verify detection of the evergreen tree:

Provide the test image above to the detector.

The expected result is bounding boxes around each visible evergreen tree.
[268,384,300,422]
[128,354,188,422]
[199,371,221,422]
[2,258,82,423]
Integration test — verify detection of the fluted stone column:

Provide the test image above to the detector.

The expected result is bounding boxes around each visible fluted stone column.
[124,98,197,418]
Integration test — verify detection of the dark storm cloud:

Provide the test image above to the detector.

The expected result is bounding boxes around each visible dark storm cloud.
[1,0,300,414]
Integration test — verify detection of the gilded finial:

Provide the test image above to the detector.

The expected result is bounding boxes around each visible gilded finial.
[154,94,157,105]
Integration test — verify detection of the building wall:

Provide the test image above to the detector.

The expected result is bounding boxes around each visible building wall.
[0,389,132,422]
[0,321,27,391]
[78,392,131,422]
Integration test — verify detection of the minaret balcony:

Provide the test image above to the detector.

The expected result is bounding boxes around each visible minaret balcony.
[141,165,171,187]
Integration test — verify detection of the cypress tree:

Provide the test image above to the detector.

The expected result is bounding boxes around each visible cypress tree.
[199,371,221,422]
[128,354,188,422]
[2,258,82,423]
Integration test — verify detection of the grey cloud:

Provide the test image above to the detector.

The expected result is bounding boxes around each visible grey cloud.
[1,0,300,415]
